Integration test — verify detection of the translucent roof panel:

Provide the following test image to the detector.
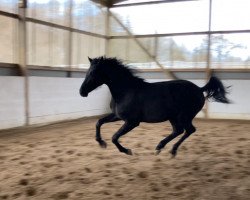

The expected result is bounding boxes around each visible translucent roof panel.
[111,0,209,35]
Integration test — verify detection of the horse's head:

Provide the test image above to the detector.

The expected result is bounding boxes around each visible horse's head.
[79,57,106,97]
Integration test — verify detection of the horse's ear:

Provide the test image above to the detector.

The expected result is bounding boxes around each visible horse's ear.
[88,57,93,63]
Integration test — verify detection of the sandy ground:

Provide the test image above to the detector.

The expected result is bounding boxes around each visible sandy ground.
[0,117,249,200]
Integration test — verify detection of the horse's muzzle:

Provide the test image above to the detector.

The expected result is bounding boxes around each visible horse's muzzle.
[81,93,88,97]
[79,89,88,97]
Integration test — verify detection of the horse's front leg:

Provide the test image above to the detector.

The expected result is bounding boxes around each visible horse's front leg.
[112,121,139,155]
[96,113,120,148]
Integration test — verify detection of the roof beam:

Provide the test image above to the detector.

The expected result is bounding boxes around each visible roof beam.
[112,0,198,8]
[109,29,250,39]
[90,0,127,7]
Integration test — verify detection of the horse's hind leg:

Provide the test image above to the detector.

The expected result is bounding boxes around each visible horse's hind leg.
[112,121,139,155]
[170,122,196,157]
[96,113,120,148]
[155,121,184,155]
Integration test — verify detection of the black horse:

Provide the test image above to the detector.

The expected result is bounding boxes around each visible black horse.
[80,56,230,156]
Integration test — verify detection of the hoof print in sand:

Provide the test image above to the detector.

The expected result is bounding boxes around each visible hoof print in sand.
[26,187,36,197]
[52,191,71,200]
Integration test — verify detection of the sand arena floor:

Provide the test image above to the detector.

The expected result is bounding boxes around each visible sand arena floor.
[0,117,249,200]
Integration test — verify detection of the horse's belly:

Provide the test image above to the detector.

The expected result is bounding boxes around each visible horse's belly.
[141,107,171,123]
[142,117,169,123]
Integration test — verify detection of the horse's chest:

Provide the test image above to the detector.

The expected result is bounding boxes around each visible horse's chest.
[113,102,138,120]
[114,105,129,120]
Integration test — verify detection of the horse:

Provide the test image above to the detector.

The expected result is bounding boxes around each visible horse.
[79,56,230,156]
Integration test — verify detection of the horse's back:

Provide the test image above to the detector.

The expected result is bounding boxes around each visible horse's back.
[150,80,205,108]
[138,80,205,122]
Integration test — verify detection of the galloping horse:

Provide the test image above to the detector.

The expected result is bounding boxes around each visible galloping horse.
[80,56,230,156]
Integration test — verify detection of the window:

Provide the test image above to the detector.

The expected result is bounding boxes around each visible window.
[27,0,71,27]
[0,0,18,14]
[0,16,18,63]
[71,33,106,68]
[157,35,208,68]
[111,0,209,35]
[72,0,106,35]
[210,34,250,68]
[212,0,250,31]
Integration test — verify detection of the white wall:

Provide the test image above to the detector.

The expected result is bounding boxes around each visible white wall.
[28,77,111,124]
[0,77,250,130]
[0,76,111,129]
[0,77,26,129]
[208,80,250,120]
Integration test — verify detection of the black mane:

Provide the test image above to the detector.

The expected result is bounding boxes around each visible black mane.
[95,56,145,84]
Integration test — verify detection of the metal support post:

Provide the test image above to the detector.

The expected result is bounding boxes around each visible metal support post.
[18,0,29,125]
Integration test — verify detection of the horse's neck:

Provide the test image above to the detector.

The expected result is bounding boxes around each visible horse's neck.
[105,75,143,103]
[108,85,126,102]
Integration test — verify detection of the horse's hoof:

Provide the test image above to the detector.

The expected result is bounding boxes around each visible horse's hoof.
[126,149,133,156]
[170,149,177,158]
[98,140,107,148]
[155,150,161,155]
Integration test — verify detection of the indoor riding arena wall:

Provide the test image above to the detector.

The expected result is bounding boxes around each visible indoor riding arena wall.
[1,76,250,130]
[0,76,111,130]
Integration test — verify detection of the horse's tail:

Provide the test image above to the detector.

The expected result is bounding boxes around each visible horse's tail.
[201,76,230,103]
